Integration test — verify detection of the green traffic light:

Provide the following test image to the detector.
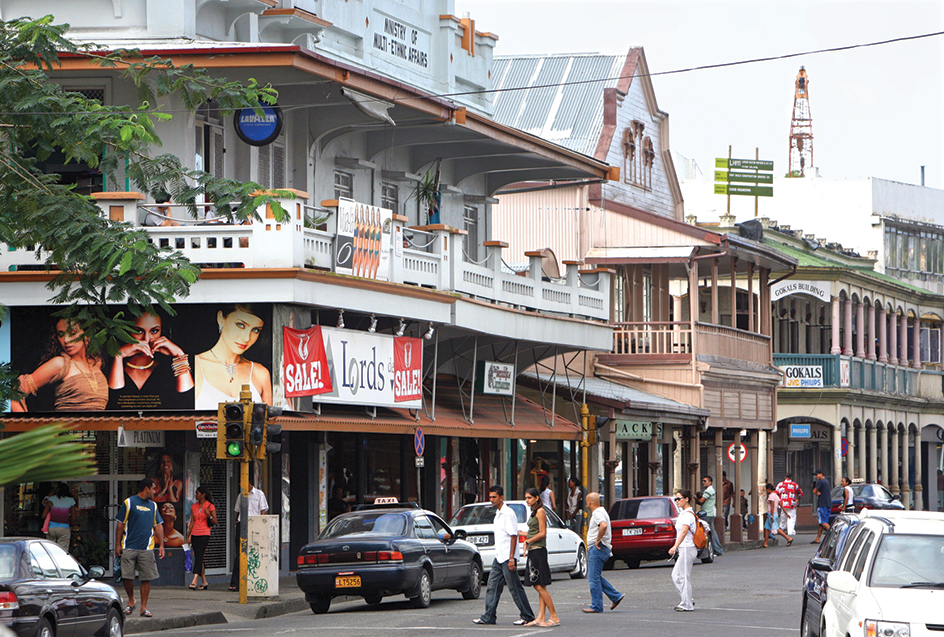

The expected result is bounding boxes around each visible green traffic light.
[226,441,244,458]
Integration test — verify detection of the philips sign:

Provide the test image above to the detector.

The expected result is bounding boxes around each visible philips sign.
[790,424,812,439]
[234,105,283,146]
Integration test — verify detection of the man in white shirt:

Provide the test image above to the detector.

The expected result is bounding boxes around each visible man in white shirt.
[229,478,268,591]
[582,492,624,613]
[474,485,535,626]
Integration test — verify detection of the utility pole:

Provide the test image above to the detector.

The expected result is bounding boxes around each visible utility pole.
[788,67,813,177]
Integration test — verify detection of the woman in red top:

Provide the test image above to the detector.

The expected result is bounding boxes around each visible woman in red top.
[185,485,217,590]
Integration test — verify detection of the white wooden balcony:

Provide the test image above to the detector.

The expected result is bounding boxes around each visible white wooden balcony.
[0,192,609,322]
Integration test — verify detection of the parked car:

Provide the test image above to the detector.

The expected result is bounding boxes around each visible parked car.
[828,482,903,522]
[0,537,123,637]
[812,509,944,637]
[296,502,482,614]
[449,501,588,580]
[608,496,715,568]
[800,513,861,637]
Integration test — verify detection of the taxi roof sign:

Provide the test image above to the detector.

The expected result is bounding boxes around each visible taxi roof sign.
[374,497,399,504]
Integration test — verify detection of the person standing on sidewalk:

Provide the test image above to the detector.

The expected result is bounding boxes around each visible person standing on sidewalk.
[185,485,217,590]
[229,474,268,591]
[762,483,792,547]
[43,482,77,551]
[840,476,854,512]
[564,477,585,535]
[581,492,623,614]
[115,478,165,619]
[721,472,734,528]
[695,476,723,556]
[775,472,803,538]
[474,485,535,626]
[668,489,697,612]
[812,470,832,543]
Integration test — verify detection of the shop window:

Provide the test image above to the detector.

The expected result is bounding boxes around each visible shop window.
[463,205,479,263]
[334,170,354,200]
[381,181,399,213]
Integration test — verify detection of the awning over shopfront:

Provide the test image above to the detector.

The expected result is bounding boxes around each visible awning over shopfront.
[0,393,581,440]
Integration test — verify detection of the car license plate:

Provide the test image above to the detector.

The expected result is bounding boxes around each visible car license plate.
[335,575,361,588]
[622,528,642,536]
[470,535,490,545]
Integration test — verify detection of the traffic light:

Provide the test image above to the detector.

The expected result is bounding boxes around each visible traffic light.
[266,406,283,455]
[216,401,248,460]
[249,403,265,447]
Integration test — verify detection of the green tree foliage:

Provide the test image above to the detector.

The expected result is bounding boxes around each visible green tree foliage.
[0,16,290,409]
[0,423,96,486]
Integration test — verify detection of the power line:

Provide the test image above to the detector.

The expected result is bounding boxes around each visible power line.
[0,29,941,117]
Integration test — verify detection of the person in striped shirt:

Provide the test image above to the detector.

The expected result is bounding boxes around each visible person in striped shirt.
[775,473,804,538]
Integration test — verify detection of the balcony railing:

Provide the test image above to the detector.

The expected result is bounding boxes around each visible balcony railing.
[0,192,609,322]
[610,321,770,364]
[773,353,920,397]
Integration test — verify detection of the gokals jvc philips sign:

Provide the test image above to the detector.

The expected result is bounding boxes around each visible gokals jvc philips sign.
[234,105,284,147]
[781,365,824,388]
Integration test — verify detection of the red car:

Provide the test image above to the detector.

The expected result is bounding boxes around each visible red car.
[608,496,715,569]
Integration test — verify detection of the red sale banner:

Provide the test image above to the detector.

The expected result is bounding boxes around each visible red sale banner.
[393,337,422,403]
[283,326,332,397]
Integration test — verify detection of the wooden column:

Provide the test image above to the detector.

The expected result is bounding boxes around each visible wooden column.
[711,259,719,324]
[730,256,738,328]
[747,263,755,333]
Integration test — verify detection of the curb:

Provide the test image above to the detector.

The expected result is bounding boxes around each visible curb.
[125,611,228,635]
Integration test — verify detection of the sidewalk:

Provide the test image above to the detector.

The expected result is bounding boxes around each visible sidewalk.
[117,534,811,634]
[117,576,309,635]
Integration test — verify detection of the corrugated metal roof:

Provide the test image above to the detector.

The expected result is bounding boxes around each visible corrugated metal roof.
[492,54,629,157]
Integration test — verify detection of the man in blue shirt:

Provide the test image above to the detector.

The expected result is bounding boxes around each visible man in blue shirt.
[811,470,832,544]
[115,478,165,618]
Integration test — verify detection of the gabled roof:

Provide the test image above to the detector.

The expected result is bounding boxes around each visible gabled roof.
[491,52,638,158]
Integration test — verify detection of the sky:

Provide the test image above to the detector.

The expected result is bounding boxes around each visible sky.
[454,0,944,189]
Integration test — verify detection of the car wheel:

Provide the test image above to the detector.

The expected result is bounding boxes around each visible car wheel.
[624,557,641,569]
[800,602,813,637]
[462,562,482,599]
[701,543,714,564]
[94,607,123,637]
[411,569,432,608]
[364,594,383,605]
[310,596,331,614]
[37,617,55,637]
[569,545,588,579]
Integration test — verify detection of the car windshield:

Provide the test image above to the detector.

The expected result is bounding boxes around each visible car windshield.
[0,545,16,580]
[869,534,944,588]
[610,498,670,520]
[320,512,408,539]
[450,503,527,525]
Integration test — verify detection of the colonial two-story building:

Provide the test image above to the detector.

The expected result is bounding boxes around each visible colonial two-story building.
[0,0,618,579]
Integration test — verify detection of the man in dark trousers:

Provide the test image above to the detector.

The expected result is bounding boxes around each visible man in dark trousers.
[115,478,165,619]
[812,469,832,543]
[473,485,534,626]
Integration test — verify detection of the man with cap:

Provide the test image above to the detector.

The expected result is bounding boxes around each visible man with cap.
[811,469,831,543]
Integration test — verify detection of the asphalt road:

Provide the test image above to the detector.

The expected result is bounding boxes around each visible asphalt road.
[146,541,813,637]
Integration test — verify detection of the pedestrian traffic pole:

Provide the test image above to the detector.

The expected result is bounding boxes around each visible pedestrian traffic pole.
[238,385,252,605]
[580,402,590,543]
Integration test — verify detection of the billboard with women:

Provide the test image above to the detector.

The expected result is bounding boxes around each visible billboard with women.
[3,304,273,413]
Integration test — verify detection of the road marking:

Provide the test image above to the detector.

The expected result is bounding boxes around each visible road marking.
[628,618,796,631]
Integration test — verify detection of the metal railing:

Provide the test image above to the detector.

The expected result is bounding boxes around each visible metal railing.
[773,353,920,396]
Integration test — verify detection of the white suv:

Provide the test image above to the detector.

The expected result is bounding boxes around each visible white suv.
[817,509,944,637]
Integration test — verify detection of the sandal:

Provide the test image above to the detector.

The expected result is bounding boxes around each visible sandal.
[140,610,152,618]
[786,539,794,547]
[188,584,197,590]
[123,605,135,615]
[198,584,208,590]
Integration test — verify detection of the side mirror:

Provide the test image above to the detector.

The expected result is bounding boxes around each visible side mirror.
[87,566,105,580]
[891,494,901,501]
[826,571,859,595]
[809,557,832,573]
[454,529,468,541]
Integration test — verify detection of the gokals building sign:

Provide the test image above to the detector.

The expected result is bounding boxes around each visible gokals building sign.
[781,365,824,388]
[770,280,829,302]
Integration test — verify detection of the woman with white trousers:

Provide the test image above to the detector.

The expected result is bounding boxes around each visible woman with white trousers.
[668,488,697,612]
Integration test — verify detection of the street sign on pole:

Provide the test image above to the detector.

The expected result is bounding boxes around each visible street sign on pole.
[714,171,774,184]
[715,158,774,171]
[727,442,747,463]
[714,183,774,197]
[414,428,425,456]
